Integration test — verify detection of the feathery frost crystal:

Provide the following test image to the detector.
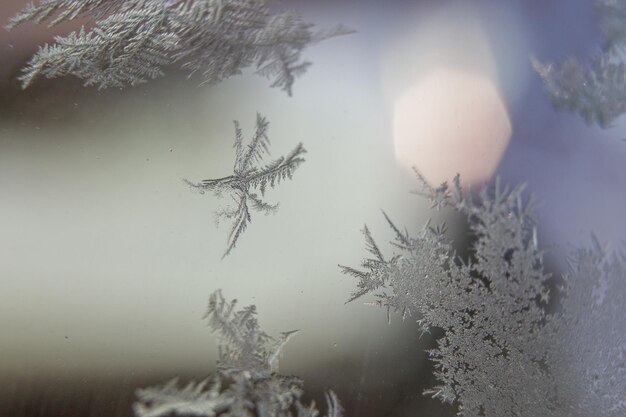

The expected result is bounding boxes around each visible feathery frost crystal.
[533,0,626,128]
[185,113,306,257]
[7,0,352,93]
[134,290,343,417]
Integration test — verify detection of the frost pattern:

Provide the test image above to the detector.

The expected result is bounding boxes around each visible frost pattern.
[341,172,625,417]
[6,0,351,93]
[134,290,343,417]
[545,239,626,417]
[185,113,306,258]
[532,0,626,128]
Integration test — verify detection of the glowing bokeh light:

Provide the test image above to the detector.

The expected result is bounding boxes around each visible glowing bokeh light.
[393,68,511,187]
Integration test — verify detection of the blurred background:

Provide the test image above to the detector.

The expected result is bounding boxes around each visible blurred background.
[1,1,625,416]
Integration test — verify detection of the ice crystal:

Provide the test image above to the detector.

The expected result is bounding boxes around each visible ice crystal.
[185,113,306,258]
[6,0,351,93]
[134,290,343,417]
[205,289,298,377]
[533,0,626,128]
[341,171,625,417]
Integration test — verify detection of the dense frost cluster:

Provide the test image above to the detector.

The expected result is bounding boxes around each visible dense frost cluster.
[342,173,625,417]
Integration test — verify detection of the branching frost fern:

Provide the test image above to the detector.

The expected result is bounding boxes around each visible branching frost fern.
[533,0,626,128]
[6,0,352,93]
[134,290,343,417]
